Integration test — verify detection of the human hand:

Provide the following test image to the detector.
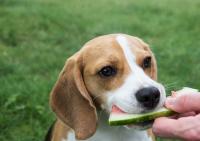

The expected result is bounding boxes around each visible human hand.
[152,90,200,141]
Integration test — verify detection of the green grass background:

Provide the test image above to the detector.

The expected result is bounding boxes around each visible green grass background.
[0,0,199,141]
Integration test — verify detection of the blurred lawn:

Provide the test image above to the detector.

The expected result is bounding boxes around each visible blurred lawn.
[0,0,199,141]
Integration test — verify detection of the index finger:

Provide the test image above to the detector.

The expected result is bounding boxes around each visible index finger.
[165,92,200,113]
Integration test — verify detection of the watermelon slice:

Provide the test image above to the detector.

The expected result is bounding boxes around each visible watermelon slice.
[109,87,199,126]
[109,106,175,126]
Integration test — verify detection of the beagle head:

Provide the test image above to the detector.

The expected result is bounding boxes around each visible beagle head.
[50,34,166,140]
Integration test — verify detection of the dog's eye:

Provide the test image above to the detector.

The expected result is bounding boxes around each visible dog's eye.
[98,66,117,77]
[143,57,151,69]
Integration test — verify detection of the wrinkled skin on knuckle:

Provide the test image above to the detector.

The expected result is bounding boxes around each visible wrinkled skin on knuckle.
[152,119,161,135]
[177,95,190,112]
[175,117,200,141]
[182,129,200,141]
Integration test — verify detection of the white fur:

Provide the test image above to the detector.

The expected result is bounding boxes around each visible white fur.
[62,35,165,141]
[85,112,152,141]
[62,131,76,141]
[106,35,166,113]
[65,112,152,141]
[82,35,164,141]
[62,139,67,141]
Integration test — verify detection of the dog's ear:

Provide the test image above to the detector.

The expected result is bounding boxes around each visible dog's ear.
[50,54,97,140]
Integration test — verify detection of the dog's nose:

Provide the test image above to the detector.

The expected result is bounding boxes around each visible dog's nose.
[135,87,160,109]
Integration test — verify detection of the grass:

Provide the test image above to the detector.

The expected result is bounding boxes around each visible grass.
[0,0,199,141]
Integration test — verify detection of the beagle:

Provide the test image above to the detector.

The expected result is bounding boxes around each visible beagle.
[46,34,166,141]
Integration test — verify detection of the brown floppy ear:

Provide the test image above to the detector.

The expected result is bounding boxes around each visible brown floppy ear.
[50,54,97,140]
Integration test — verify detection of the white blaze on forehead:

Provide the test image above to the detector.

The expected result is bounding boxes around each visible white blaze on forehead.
[116,35,136,71]
[116,34,156,84]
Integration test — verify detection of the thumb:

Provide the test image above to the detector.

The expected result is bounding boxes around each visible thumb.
[165,92,200,113]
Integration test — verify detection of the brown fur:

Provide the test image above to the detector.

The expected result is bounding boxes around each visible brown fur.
[51,120,71,141]
[49,34,157,141]
[50,54,97,140]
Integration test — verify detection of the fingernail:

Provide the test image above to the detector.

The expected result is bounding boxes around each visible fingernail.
[171,91,177,97]
[166,97,176,106]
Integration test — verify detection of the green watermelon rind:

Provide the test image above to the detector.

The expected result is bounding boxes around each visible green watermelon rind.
[109,107,176,126]
[109,88,198,126]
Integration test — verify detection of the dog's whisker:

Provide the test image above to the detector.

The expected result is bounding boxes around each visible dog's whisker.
[164,82,179,87]
[163,81,179,90]
[164,85,177,89]
[165,85,176,89]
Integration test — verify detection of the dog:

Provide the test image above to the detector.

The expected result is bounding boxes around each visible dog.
[45,34,166,141]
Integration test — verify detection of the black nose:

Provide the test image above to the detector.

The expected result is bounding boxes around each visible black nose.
[135,87,160,109]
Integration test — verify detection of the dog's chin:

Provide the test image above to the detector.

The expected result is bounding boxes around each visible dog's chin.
[124,120,154,130]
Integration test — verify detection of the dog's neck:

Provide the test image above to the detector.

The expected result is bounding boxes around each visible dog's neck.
[60,110,153,141]
[83,111,153,141]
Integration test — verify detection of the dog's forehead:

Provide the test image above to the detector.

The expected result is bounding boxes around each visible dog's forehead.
[81,34,150,62]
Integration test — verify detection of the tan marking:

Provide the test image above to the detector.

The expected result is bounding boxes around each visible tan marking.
[81,34,157,105]
[82,35,131,105]
[50,34,158,141]
[50,54,97,140]
[51,119,71,141]
[147,129,156,141]
[122,34,157,80]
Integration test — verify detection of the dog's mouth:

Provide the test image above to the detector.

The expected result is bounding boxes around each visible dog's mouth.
[111,105,154,130]
[125,120,153,130]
